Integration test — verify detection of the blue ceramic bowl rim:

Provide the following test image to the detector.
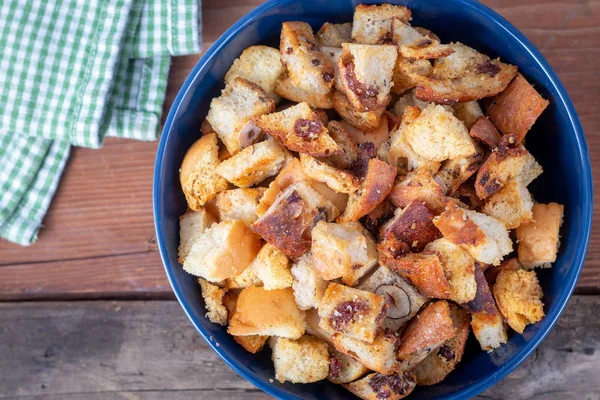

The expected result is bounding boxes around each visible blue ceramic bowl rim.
[154,0,593,398]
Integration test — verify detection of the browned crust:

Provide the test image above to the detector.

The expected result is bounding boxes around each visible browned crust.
[344,372,416,400]
[362,199,396,238]
[469,116,502,148]
[380,201,442,252]
[486,74,549,143]
[462,262,497,313]
[377,235,411,261]
[388,169,449,214]
[432,203,486,248]
[392,57,432,95]
[474,144,529,199]
[435,146,484,195]
[485,257,523,287]
[385,253,452,299]
[332,90,385,132]
[400,43,455,60]
[451,180,484,210]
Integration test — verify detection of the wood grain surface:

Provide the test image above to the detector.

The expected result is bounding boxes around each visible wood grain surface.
[0,0,598,299]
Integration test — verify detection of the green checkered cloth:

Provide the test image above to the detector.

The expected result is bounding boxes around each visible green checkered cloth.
[0,0,201,245]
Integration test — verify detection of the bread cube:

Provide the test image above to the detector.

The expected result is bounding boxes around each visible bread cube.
[326,120,359,169]
[392,56,433,95]
[482,179,534,229]
[198,278,228,326]
[316,22,353,47]
[206,77,276,154]
[226,260,262,289]
[380,201,442,252]
[253,102,343,157]
[251,181,339,259]
[516,203,564,268]
[328,347,369,384]
[388,169,449,213]
[291,253,329,310]
[391,18,454,60]
[471,310,508,352]
[433,142,484,194]
[333,90,386,132]
[392,89,429,117]
[452,101,484,129]
[228,286,306,338]
[183,220,262,282]
[338,43,398,111]
[270,335,329,383]
[299,153,360,194]
[222,291,269,353]
[345,372,416,400]
[469,115,502,148]
[216,188,265,226]
[224,45,284,99]
[252,243,293,290]
[331,331,400,374]
[462,208,514,264]
[385,253,452,299]
[484,256,524,287]
[311,221,378,285]
[493,269,545,334]
[357,265,428,331]
[351,4,411,44]
[305,308,333,342]
[486,74,549,143]
[404,104,477,162]
[318,283,386,343]
[180,133,229,209]
[178,208,216,263]
[275,72,334,109]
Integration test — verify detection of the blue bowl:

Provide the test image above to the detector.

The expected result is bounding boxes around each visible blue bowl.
[154,0,593,398]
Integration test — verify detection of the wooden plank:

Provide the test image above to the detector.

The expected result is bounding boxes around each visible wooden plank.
[0,296,598,399]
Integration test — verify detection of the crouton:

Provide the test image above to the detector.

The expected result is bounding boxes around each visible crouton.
[183,220,262,282]
[362,200,396,238]
[486,74,549,143]
[388,169,449,213]
[318,283,386,343]
[316,22,353,47]
[351,4,411,44]
[270,336,330,383]
[228,286,306,338]
[345,372,416,400]
[463,262,498,314]
[206,78,276,154]
[180,133,229,209]
[404,104,477,162]
[392,57,432,95]
[516,202,564,268]
[482,179,534,229]
[453,101,484,129]
[416,42,518,104]
[311,221,378,285]
[327,120,360,169]
[198,278,228,325]
[357,265,428,331]
[253,102,343,157]
[252,243,293,290]
[291,253,329,310]
[222,291,269,353]
[275,71,335,109]
[216,188,266,226]
[338,43,398,111]
[305,308,333,342]
[300,153,360,194]
[391,18,454,60]
[471,310,508,351]
[380,201,442,252]
[178,208,216,263]
[224,45,284,99]
[485,256,523,287]
[475,144,543,199]
[338,158,397,222]
[385,253,452,299]
[469,115,502,148]
[424,238,477,303]
[412,304,470,385]
[226,260,262,289]
[215,138,291,188]
[333,90,386,132]
[433,142,484,194]
[493,269,545,334]
[392,89,429,116]
[331,330,400,374]
[328,347,369,384]
[397,300,456,371]
[340,116,391,149]
[251,181,339,259]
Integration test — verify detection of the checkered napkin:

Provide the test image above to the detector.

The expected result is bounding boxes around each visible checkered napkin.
[0,0,201,245]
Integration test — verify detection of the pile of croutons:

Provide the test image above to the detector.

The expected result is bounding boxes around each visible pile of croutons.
[177,3,564,399]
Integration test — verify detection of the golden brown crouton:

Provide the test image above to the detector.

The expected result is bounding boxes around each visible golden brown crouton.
[251,243,293,290]
[380,201,442,252]
[331,330,400,374]
[388,169,449,214]
[198,278,228,326]
[222,291,269,353]
[451,180,485,210]
[470,310,508,352]
[493,269,545,334]
[516,202,564,268]
[178,208,217,264]
[327,120,360,169]
[328,347,369,384]
[385,253,452,299]
[391,18,454,60]
[316,22,353,47]
[215,188,266,226]
[345,372,416,400]
[392,57,432,95]
[351,4,411,44]
[270,336,330,383]
[452,101,484,129]
[275,71,334,109]
[433,142,484,194]
[291,253,329,310]
[180,133,229,209]
[300,153,360,194]
[482,179,534,229]
[224,45,284,99]
[333,90,386,132]
[469,115,502,148]
[486,74,549,143]
[485,256,523,287]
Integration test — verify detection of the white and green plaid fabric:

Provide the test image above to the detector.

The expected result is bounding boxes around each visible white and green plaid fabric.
[0,0,201,245]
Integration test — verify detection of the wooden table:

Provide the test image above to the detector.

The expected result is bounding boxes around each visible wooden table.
[1,0,598,398]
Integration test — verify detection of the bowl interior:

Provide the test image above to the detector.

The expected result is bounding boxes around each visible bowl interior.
[154,0,592,399]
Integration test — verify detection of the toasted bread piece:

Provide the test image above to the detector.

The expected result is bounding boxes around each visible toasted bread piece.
[180,133,229,209]
[389,169,449,213]
[338,43,398,111]
[412,304,470,385]
[327,120,360,169]
[391,18,454,60]
[482,179,534,229]
[338,158,397,222]
[351,4,411,44]
[452,101,484,129]
[471,310,508,351]
[226,259,262,290]
[251,181,339,259]
[198,278,228,325]
[275,71,334,109]
[391,89,429,117]
[178,208,217,263]
[251,243,293,290]
[305,308,333,342]
[216,188,266,226]
[224,45,284,99]
[493,269,544,334]
[300,153,360,194]
[485,256,523,287]
[416,42,518,104]
[318,283,386,343]
[222,291,269,353]
[333,90,386,132]
[328,347,369,384]
[380,201,442,252]
[424,238,476,304]
[331,330,400,374]
[516,203,564,268]
[207,78,276,154]
[254,102,343,157]
[397,300,456,371]
[463,262,498,314]
[316,22,353,47]
[228,286,306,338]
[451,180,484,210]
[385,252,452,299]
[362,199,396,238]
[321,46,345,92]
[404,104,476,162]
[345,372,416,400]
[291,253,329,310]
[392,57,432,95]
[270,336,329,383]
[357,265,428,331]
[183,220,262,282]
[486,74,549,143]
[215,138,291,188]
[469,115,502,148]
[475,144,542,199]
[433,142,484,194]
